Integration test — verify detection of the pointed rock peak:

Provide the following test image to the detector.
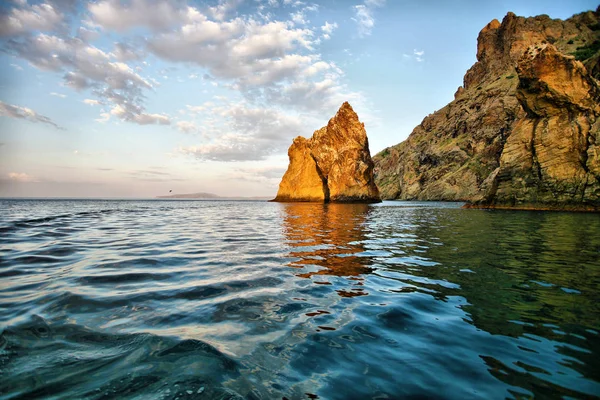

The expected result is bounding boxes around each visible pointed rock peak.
[272,102,380,203]
[503,12,517,22]
[482,18,501,32]
[334,101,359,121]
[338,101,354,112]
[329,102,363,135]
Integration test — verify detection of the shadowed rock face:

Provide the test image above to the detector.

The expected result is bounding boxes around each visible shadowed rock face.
[375,7,600,211]
[273,102,381,203]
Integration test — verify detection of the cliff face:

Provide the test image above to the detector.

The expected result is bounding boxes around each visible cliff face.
[486,44,600,209]
[273,102,381,203]
[374,8,600,210]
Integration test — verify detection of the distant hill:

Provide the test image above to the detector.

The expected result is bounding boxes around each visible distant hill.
[156,192,271,200]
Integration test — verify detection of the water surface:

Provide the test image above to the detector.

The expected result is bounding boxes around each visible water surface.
[1,200,599,399]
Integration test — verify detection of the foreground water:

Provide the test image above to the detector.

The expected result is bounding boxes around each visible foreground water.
[0,199,599,399]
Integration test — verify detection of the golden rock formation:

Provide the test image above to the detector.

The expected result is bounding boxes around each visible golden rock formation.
[273,102,381,203]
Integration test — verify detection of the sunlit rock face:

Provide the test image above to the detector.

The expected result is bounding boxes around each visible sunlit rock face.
[484,44,600,210]
[374,7,600,211]
[273,102,381,203]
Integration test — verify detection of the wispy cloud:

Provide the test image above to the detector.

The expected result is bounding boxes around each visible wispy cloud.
[0,0,369,166]
[403,49,425,62]
[0,100,64,129]
[176,121,198,133]
[178,102,307,162]
[5,29,166,126]
[95,112,110,123]
[0,2,63,37]
[352,0,385,37]
[127,169,187,182]
[227,165,287,184]
[7,172,38,182]
[321,21,338,40]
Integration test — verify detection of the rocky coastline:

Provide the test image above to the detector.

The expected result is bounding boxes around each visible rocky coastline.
[374,7,600,211]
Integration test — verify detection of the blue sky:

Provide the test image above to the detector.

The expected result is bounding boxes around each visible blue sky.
[0,0,597,198]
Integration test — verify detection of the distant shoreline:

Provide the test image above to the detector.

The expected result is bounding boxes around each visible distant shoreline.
[0,196,272,201]
[156,192,271,200]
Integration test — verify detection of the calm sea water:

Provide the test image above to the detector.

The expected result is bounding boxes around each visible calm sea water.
[0,199,599,399]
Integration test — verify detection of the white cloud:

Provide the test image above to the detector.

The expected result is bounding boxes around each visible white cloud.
[208,0,244,21]
[352,0,385,37]
[148,18,315,90]
[414,49,424,62]
[403,49,425,62]
[10,63,23,71]
[133,113,171,125]
[290,10,307,25]
[263,78,359,112]
[321,21,338,40]
[141,5,361,116]
[77,26,100,42]
[176,120,198,133]
[303,60,332,77]
[178,102,306,161]
[0,2,63,37]
[179,137,265,162]
[95,112,110,123]
[3,0,366,138]
[110,42,145,62]
[88,0,189,32]
[7,172,38,182]
[289,4,318,26]
[50,92,66,98]
[89,0,241,31]
[110,104,170,125]
[226,165,287,185]
[365,0,385,6]
[6,33,168,126]
[223,103,303,140]
[0,100,63,129]
[186,103,211,114]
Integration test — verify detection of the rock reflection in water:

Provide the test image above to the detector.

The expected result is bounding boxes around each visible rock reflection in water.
[280,203,373,297]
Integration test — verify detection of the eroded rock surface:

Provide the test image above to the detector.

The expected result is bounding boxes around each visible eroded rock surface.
[374,7,600,210]
[273,102,381,203]
[484,44,600,209]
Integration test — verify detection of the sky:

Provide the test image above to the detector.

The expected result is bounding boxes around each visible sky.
[0,0,597,198]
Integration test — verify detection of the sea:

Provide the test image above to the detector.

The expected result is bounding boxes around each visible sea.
[0,199,599,399]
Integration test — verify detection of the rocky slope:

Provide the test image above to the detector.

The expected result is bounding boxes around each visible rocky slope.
[374,7,600,210]
[273,102,381,203]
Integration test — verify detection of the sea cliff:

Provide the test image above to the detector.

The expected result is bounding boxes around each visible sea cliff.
[374,8,600,211]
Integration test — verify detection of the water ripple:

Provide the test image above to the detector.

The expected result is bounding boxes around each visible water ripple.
[0,199,599,399]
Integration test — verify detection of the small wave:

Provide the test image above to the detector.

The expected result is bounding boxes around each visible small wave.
[0,316,243,399]
[77,272,175,285]
[11,255,64,265]
[1,209,120,235]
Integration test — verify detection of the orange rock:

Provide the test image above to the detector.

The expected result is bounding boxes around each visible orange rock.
[273,102,381,203]
[490,44,600,208]
[271,137,326,202]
